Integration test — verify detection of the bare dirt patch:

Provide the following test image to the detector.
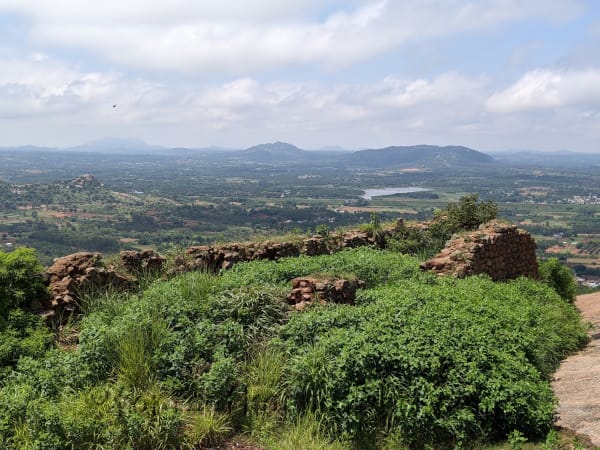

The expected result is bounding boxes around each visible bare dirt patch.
[552,292,600,447]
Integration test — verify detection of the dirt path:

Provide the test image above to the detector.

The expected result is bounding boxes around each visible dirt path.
[552,292,600,446]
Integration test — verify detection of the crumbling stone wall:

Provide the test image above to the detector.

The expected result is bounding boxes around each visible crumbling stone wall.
[183,240,302,272]
[287,277,364,311]
[179,230,386,273]
[121,249,166,273]
[42,252,133,318]
[420,221,538,280]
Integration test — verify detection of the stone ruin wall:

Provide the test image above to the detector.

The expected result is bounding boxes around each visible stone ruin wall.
[287,277,364,311]
[180,228,380,273]
[39,220,539,318]
[420,221,538,280]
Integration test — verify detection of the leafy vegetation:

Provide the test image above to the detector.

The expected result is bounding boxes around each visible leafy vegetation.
[0,244,589,448]
[387,194,499,257]
[275,276,585,447]
[539,258,577,303]
[0,248,47,314]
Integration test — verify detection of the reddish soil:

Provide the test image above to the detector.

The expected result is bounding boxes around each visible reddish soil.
[552,292,600,447]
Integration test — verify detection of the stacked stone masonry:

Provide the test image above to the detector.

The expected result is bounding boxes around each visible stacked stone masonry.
[287,277,364,311]
[38,219,538,320]
[420,221,538,280]
[180,230,382,273]
[120,249,166,273]
[42,252,133,318]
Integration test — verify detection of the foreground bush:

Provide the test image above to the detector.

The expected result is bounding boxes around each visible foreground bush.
[220,247,422,289]
[0,248,46,315]
[276,276,587,447]
[0,249,52,376]
[539,258,577,303]
[0,248,588,448]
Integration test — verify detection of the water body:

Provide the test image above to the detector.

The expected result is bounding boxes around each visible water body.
[360,187,431,200]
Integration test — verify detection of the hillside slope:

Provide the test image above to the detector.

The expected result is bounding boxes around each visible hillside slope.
[346,144,494,168]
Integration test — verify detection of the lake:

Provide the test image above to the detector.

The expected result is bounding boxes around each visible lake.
[360,187,431,200]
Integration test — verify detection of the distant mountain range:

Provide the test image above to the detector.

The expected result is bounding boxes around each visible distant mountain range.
[227,141,494,168]
[488,150,600,168]
[6,138,600,169]
[0,139,497,169]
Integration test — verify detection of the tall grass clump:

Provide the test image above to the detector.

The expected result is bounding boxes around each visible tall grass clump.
[261,412,348,450]
[184,405,232,448]
[113,320,167,390]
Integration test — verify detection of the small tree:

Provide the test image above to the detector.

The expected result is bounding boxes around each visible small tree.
[539,258,577,303]
[0,247,47,316]
[445,194,498,231]
[315,224,330,238]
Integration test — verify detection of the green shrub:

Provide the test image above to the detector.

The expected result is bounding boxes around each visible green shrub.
[276,276,586,446]
[539,258,577,303]
[444,194,498,231]
[0,381,186,450]
[184,405,232,447]
[220,248,421,289]
[388,194,498,258]
[0,248,47,316]
[0,309,53,371]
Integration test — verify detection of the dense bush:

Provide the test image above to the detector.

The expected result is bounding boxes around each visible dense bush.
[220,247,422,290]
[0,247,588,448]
[0,309,53,373]
[0,248,47,315]
[388,194,498,258]
[539,258,577,303]
[275,275,587,447]
[444,194,498,231]
[0,248,52,377]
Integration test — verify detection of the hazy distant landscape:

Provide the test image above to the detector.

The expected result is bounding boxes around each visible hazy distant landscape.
[2,140,599,289]
[3,1,600,449]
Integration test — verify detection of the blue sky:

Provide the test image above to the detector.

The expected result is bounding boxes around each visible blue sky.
[0,0,599,151]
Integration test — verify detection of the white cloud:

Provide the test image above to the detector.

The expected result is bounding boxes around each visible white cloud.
[486,68,600,113]
[0,0,584,74]
[2,51,599,151]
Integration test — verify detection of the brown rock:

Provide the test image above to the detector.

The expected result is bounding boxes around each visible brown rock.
[43,252,133,319]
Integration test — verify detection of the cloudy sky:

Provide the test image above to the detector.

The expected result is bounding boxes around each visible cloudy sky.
[1,0,599,151]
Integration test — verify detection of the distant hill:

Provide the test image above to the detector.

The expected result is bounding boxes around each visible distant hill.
[65,138,165,154]
[0,139,497,169]
[241,141,311,163]
[489,151,600,168]
[345,145,495,168]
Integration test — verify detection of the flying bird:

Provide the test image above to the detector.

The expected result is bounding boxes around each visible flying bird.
[112,104,117,108]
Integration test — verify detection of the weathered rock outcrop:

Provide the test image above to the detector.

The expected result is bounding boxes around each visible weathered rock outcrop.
[120,249,166,273]
[287,277,364,311]
[420,221,538,280]
[43,252,133,317]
